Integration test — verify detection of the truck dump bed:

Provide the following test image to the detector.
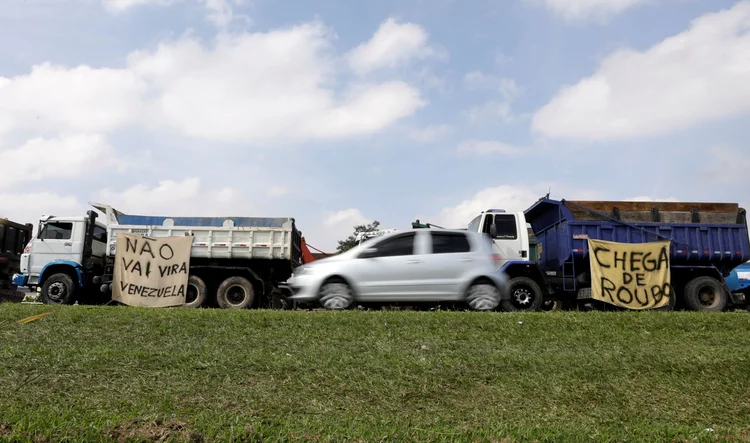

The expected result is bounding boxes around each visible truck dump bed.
[92,204,302,265]
[525,198,750,277]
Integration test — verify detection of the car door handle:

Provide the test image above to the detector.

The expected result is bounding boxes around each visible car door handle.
[460,258,474,262]
[407,260,422,264]
[64,242,73,246]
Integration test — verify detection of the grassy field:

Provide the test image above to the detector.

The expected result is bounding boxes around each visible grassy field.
[1,304,749,442]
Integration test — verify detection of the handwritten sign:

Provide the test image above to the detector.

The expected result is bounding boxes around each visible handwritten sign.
[588,238,671,310]
[112,232,192,307]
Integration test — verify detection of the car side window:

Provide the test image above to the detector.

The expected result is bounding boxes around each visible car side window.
[362,233,415,258]
[41,222,73,240]
[430,232,471,254]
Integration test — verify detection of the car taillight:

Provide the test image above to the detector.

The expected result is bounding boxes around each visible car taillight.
[24,246,30,253]
[492,253,502,264]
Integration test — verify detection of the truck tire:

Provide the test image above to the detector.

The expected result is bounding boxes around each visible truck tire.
[501,277,544,312]
[650,285,676,311]
[684,276,728,312]
[184,275,207,308]
[41,273,76,305]
[216,276,254,309]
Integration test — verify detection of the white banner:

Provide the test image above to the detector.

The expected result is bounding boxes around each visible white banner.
[112,232,192,307]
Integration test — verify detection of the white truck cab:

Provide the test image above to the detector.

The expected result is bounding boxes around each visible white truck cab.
[14,211,107,304]
[466,209,531,265]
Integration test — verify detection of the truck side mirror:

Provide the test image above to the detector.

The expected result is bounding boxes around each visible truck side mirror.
[489,224,498,238]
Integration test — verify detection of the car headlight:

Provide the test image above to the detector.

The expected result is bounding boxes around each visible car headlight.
[294,266,316,276]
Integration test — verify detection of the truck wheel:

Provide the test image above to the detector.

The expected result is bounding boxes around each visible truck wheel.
[216,276,255,309]
[684,277,727,312]
[319,279,355,310]
[184,275,207,308]
[501,277,544,312]
[41,273,76,305]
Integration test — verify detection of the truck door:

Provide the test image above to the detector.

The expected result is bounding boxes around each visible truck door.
[28,221,81,282]
[483,213,526,265]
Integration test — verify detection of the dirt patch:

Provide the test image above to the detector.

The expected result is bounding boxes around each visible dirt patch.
[0,423,12,437]
[103,418,204,443]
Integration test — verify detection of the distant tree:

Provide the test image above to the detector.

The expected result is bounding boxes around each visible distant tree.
[336,220,381,253]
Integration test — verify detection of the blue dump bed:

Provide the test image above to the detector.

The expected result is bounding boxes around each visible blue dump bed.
[115,215,292,228]
[524,198,750,286]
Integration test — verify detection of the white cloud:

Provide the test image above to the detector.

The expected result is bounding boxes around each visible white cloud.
[464,101,516,125]
[464,72,521,98]
[0,134,124,185]
[95,178,250,215]
[301,208,372,252]
[1,22,425,146]
[102,0,246,27]
[0,63,147,136]
[527,0,651,24]
[408,124,453,142]
[0,192,83,224]
[347,17,444,75]
[267,186,288,197]
[463,72,522,125]
[433,184,602,228]
[532,2,750,141]
[703,146,750,183]
[455,139,524,156]
[102,0,175,12]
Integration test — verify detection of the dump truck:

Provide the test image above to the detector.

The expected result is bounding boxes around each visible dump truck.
[1,217,34,298]
[465,198,750,312]
[13,203,304,308]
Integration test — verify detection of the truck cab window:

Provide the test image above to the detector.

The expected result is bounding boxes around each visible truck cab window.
[93,226,107,243]
[430,232,471,254]
[490,214,518,240]
[41,222,73,240]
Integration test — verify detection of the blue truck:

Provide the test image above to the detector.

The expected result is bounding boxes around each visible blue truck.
[465,198,750,311]
[726,261,750,304]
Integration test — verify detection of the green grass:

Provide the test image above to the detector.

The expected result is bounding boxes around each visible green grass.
[1,305,749,442]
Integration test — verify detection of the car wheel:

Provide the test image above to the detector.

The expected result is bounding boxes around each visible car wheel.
[465,282,501,311]
[501,277,544,312]
[319,279,355,310]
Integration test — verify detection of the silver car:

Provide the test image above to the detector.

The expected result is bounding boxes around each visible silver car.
[286,228,509,310]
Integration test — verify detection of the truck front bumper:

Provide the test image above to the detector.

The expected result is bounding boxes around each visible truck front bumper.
[11,273,28,287]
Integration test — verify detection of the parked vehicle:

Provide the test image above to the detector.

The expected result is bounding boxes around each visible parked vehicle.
[13,202,305,308]
[1,217,33,295]
[726,261,750,306]
[286,228,509,311]
[464,198,750,312]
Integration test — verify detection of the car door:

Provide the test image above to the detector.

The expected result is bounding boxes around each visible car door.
[28,221,78,279]
[420,231,476,299]
[347,232,426,300]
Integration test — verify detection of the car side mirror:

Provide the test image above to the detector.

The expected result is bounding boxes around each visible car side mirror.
[489,224,498,239]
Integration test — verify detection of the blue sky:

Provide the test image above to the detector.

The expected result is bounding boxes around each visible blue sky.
[1,0,748,250]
